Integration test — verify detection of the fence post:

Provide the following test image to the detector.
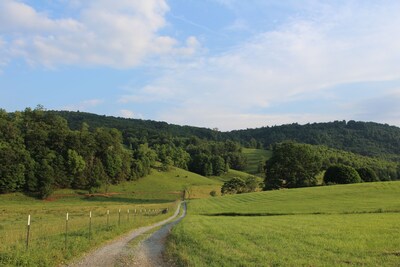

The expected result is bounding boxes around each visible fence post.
[127,209,130,222]
[65,212,69,249]
[118,209,121,226]
[26,214,31,250]
[107,210,109,228]
[89,211,92,241]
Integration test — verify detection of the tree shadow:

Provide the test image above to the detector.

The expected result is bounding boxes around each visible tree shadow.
[82,195,173,204]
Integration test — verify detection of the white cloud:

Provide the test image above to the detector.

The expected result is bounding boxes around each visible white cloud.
[119,109,135,119]
[0,0,198,68]
[131,2,400,129]
[62,99,104,111]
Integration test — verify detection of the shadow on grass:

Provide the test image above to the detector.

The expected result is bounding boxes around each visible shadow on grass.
[202,209,400,217]
[82,196,173,204]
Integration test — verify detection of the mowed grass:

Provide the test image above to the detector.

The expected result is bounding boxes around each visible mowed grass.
[211,169,256,183]
[166,181,400,266]
[242,148,272,176]
[0,167,221,266]
[167,213,400,267]
[188,181,400,215]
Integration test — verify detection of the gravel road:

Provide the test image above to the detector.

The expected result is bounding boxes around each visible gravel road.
[66,202,186,267]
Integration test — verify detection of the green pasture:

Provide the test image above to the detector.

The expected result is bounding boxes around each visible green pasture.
[211,169,256,183]
[167,213,400,267]
[0,166,220,266]
[188,181,400,215]
[166,181,400,266]
[242,148,272,176]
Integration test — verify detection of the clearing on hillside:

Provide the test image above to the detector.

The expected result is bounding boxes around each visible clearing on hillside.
[242,148,272,177]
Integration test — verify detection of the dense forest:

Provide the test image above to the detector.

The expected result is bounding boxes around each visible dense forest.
[1,108,400,197]
[0,107,245,197]
[52,111,400,161]
[229,121,400,161]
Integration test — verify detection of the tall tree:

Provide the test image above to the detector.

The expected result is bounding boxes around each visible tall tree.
[265,142,322,190]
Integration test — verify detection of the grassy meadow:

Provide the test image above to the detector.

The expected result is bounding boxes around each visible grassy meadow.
[0,166,221,266]
[166,181,400,266]
[242,148,272,176]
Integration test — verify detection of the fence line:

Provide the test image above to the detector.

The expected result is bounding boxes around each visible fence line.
[1,204,175,253]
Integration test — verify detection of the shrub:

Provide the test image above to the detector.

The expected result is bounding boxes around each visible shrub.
[357,167,379,182]
[209,190,217,197]
[324,165,361,184]
[221,177,246,195]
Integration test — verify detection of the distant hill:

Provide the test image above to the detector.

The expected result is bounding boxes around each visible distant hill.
[49,110,219,140]
[228,121,400,161]
[52,111,400,161]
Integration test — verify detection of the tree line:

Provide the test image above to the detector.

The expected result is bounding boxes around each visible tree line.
[229,121,400,161]
[52,111,400,162]
[0,107,157,198]
[0,107,248,198]
[264,141,400,190]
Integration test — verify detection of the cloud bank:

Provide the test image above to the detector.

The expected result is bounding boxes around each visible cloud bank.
[0,0,198,68]
[122,1,400,130]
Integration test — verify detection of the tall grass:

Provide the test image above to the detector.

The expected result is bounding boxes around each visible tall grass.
[0,201,178,266]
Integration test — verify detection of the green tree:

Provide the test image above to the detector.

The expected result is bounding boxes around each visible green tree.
[211,155,226,176]
[221,177,246,195]
[324,165,362,184]
[357,167,379,182]
[36,159,55,199]
[244,176,262,192]
[265,142,322,190]
[0,143,26,193]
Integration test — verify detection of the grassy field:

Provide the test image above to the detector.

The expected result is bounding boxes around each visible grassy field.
[0,166,221,266]
[242,148,272,176]
[211,169,257,183]
[166,181,400,266]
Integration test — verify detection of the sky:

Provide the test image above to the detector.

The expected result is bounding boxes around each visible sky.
[1,0,400,131]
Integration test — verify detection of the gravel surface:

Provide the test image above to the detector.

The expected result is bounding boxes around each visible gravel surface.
[117,202,186,267]
[65,202,185,267]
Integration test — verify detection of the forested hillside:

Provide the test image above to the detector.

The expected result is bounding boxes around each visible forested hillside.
[0,108,246,198]
[52,111,400,161]
[229,121,400,160]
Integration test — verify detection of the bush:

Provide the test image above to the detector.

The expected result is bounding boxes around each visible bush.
[209,190,217,197]
[221,177,246,195]
[324,165,361,184]
[357,167,379,182]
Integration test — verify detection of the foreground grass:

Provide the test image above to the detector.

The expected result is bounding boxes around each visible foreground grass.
[0,166,220,266]
[0,201,179,266]
[167,213,400,266]
[166,181,400,266]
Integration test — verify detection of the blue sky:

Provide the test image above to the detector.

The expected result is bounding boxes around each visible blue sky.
[1,0,400,130]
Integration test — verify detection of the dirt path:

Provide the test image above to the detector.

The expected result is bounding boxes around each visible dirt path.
[117,202,186,266]
[66,202,185,267]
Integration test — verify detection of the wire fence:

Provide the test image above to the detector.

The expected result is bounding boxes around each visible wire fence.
[0,203,174,252]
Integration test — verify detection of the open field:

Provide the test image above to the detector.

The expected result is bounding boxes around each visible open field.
[211,169,257,183]
[0,167,221,266]
[242,148,272,176]
[166,181,400,266]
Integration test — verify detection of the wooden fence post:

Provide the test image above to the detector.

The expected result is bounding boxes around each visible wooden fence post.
[89,211,92,241]
[107,210,109,228]
[65,212,69,249]
[26,214,31,250]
